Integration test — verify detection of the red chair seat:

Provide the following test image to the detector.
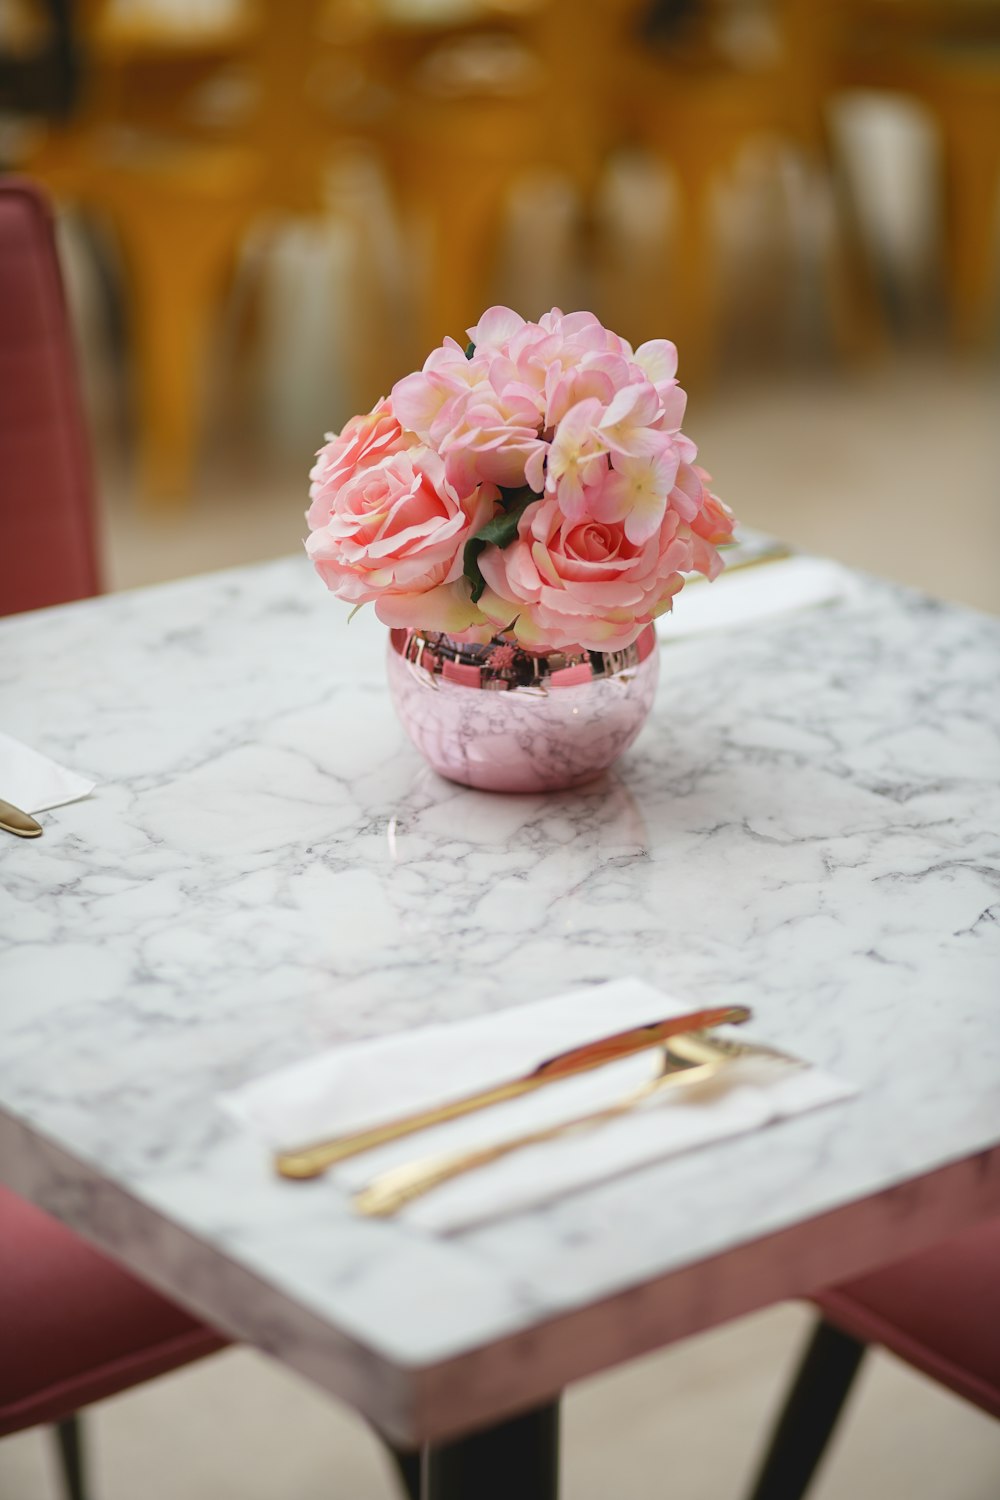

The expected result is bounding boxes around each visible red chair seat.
[817,1217,1000,1419]
[0,1185,227,1436]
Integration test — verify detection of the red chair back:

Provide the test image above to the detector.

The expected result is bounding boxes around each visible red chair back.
[0,176,100,615]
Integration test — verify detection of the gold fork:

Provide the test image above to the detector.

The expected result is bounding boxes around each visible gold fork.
[667,1030,804,1071]
[352,1032,803,1219]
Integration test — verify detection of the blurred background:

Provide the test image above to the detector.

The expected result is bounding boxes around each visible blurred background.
[2,3,1000,1497]
[0,0,998,611]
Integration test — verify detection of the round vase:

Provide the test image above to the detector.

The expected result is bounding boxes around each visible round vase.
[386,626,659,793]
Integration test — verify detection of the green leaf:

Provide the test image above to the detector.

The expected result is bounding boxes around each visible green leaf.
[465,341,476,359]
[463,491,537,603]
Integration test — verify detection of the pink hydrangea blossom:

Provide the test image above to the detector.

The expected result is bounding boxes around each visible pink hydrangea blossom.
[432,382,546,494]
[386,306,697,524]
[390,339,481,438]
[592,448,681,545]
[631,339,687,431]
[393,337,546,494]
[544,398,611,521]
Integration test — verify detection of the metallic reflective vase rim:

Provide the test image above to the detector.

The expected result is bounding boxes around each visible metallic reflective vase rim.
[388,625,658,695]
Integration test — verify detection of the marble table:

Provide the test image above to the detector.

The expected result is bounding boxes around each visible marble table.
[2,553,999,1486]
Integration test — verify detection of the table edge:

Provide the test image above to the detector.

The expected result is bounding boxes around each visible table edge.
[3,1107,998,1445]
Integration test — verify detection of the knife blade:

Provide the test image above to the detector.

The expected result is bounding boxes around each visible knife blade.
[274,1003,751,1179]
[0,797,42,838]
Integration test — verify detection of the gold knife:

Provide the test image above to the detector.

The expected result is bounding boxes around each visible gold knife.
[275,1003,751,1179]
[0,797,42,838]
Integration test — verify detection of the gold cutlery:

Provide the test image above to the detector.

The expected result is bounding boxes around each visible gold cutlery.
[667,1030,804,1071]
[275,1003,751,1180]
[353,1031,804,1219]
[353,1044,720,1218]
[0,797,42,838]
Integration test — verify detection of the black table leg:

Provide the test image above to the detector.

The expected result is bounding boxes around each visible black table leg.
[745,1318,867,1500]
[386,1444,422,1500]
[423,1399,561,1500]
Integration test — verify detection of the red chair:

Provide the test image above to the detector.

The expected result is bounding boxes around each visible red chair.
[0,175,101,615]
[0,1189,227,1486]
[745,1217,1000,1499]
[0,175,228,1498]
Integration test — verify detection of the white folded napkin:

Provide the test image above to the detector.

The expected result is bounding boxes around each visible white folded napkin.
[222,978,854,1233]
[0,731,95,814]
[662,555,855,640]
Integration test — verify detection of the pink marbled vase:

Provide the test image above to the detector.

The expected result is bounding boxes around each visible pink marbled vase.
[386,626,659,793]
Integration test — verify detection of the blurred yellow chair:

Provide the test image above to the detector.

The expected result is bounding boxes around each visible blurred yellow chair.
[614,0,859,385]
[15,0,258,499]
[15,0,358,501]
[363,0,643,353]
[839,0,1000,347]
[357,2,545,354]
[16,0,561,494]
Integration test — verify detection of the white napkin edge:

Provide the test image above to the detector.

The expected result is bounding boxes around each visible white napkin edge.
[0,730,96,814]
[661,555,858,640]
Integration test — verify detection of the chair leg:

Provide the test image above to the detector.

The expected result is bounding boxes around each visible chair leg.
[52,1415,89,1500]
[938,99,1000,350]
[105,177,253,503]
[745,1317,867,1500]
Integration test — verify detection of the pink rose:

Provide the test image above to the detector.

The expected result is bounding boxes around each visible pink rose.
[689,466,735,541]
[653,461,734,578]
[306,448,499,632]
[476,496,695,652]
[306,399,409,531]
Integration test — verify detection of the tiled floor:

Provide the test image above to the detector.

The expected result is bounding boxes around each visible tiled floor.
[3,190,999,1498]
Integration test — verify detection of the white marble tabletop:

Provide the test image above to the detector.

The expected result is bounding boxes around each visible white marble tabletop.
[1,552,999,1445]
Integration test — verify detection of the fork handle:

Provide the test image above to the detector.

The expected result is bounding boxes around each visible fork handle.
[353,1060,721,1218]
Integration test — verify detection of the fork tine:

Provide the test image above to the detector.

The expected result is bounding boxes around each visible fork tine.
[353,1052,721,1218]
[668,1031,805,1070]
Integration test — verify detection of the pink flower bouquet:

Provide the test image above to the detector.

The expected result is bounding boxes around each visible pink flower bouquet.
[306,306,735,654]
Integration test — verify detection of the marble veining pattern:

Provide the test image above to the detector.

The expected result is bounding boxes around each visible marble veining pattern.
[1,554,999,1439]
